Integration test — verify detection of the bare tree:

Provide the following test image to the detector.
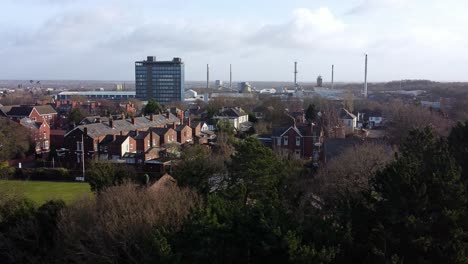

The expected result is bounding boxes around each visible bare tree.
[56,182,199,263]
[385,100,453,144]
[314,142,394,203]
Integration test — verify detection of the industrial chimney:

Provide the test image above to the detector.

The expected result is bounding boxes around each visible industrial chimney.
[229,64,232,90]
[294,61,298,88]
[331,64,334,89]
[206,64,210,89]
[364,54,368,98]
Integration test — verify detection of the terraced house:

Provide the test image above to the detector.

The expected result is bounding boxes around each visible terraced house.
[63,113,180,166]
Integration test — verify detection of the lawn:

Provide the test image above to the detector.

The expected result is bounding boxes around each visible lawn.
[0,180,92,205]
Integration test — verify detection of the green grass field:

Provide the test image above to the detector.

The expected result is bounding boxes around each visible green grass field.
[0,180,92,205]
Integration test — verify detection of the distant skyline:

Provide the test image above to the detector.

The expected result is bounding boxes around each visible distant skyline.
[1,0,468,82]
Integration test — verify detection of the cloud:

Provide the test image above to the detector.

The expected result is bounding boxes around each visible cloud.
[250,7,366,51]
[346,0,412,15]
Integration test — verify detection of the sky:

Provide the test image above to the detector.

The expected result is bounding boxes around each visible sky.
[0,0,467,82]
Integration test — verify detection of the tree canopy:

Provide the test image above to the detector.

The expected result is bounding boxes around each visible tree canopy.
[144,99,162,115]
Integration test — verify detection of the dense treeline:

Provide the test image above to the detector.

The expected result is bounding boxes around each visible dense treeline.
[1,122,468,263]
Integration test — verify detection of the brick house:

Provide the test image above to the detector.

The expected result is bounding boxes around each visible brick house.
[150,127,177,146]
[102,135,137,160]
[129,130,162,162]
[6,105,57,127]
[63,114,180,165]
[175,124,193,144]
[19,118,50,155]
[272,123,323,160]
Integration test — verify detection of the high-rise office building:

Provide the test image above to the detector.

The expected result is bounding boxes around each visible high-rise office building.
[135,56,184,103]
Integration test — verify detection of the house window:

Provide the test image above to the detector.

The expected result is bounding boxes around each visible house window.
[147,141,150,148]
[296,136,301,146]
[283,136,288,146]
[76,141,82,151]
[43,132,47,140]
[277,138,281,146]
[295,149,301,157]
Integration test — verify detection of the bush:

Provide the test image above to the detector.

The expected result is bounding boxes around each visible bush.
[0,162,15,179]
[14,168,73,182]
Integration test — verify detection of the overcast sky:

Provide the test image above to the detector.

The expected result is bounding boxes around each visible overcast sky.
[1,0,467,82]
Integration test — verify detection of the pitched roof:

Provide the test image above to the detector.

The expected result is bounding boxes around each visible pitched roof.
[150,127,171,136]
[66,113,179,138]
[0,106,14,116]
[340,108,357,120]
[80,116,110,125]
[7,106,34,116]
[189,121,201,129]
[133,131,150,140]
[6,105,57,117]
[34,105,57,115]
[217,107,247,118]
[114,135,129,145]
[175,124,188,132]
[272,127,288,137]
[19,118,44,130]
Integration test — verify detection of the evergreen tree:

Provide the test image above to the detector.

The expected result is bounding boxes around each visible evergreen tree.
[227,137,285,205]
[448,121,468,182]
[305,104,316,122]
[144,99,162,115]
[370,128,468,263]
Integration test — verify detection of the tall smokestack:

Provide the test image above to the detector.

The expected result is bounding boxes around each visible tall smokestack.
[206,64,210,89]
[230,64,232,89]
[331,64,334,89]
[364,54,368,98]
[294,61,298,88]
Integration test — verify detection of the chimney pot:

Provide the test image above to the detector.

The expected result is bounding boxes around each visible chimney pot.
[131,117,136,125]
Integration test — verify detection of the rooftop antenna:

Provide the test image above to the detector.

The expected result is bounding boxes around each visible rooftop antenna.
[206,64,210,89]
[331,64,334,89]
[364,54,368,98]
[294,61,298,89]
[230,64,232,90]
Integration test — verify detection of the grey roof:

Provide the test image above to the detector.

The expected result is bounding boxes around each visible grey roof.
[175,124,188,132]
[150,127,171,136]
[189,121,201,129]
[340,108,357,119]
[217,107,247,118]
[7,106,34,116]
[80,116,110,125]
[6,105,57,117]
[0,106,14,116]
[19,118,40,130]
[58,91,135,96]
[114,135,129,145]
[272,127,288,137]
[66,113,180,138]
[34,105,57,115]
[272,126,303,137]
[133,131,150,140]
